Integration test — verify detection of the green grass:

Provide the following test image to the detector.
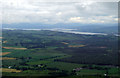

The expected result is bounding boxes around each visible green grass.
[27,60,52,65]
[76,69,105,75]
[108,67,119,76]
[2,70,51,76]
[46,62,84,72]
[57,75,119,78]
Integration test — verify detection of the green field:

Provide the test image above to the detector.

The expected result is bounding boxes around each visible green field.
[1,30,119,78]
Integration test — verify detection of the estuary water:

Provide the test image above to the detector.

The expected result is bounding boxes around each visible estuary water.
[3,28,108,36]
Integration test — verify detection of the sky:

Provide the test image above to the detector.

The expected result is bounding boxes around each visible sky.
[0,0,119,25]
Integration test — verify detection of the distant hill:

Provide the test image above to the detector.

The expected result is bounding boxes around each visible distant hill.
[75,26,118,34]
[2,23,118,34]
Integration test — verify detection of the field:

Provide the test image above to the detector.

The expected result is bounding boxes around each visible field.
[0,57,16,60]
[1,68,22,73]
[0,52,11,56]
[1,30,119,78]
[2,47,27,50]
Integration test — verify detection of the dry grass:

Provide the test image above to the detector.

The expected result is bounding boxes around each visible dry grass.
[0,52,11,56]
[0,57,16,60]
[2,47,27,50]
[61,42,69,45]
[0,37,2,39]
[68,45,86,48]
[3,41,7,43]
[99,47,107,48]
[0,68,22,72]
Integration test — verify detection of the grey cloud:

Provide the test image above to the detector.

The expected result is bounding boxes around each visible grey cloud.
[1,0,118,24]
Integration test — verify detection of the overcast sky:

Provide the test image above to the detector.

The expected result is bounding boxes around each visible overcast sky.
[1,0,118,24]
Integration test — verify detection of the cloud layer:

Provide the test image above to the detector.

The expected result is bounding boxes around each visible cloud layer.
[1,0,118,24]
